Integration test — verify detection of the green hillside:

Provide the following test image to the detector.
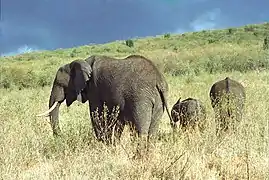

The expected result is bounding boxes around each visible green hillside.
[1,22,269,89]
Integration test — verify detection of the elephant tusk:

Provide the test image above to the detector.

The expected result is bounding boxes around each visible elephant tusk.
[36,102,58,117]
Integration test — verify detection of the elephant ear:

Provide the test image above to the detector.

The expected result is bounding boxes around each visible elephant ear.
[66,60,92,106]
[73,61,92,93]
[176,97,181,104]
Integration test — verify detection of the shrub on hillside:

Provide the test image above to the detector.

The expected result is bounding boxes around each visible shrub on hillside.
[244,25,255,32]
[69,49,78,57]
[164,33,171,39]
[0,64,55,89]
[159,50,269,76]
[263,36,269,50]
[227,28,233,34]
[125,39,134,47]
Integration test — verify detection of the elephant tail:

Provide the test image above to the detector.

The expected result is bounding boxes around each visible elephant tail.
[156,85,174,126]
[225,77,231,117]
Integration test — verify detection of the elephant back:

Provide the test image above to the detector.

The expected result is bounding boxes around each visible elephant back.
[210,77,246,100]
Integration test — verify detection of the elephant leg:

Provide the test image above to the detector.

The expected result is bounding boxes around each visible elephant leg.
[148,102,163,148]
[109,114,126,145]
[89,101,125,145]
[216,107,231,137]
[215,107,224,136]
[149,101,164,142]
[88,101,104,142]
[129,102,153,159]
[128,121,139,143]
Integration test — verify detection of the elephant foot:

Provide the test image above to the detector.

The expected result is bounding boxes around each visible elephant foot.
[52,130,62,138]
[132,138,155,161]
[132,148,150,161]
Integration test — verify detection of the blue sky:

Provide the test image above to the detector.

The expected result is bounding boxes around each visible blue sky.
[0,0,269,56]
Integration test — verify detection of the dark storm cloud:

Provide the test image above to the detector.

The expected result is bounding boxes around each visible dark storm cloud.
[0,0,269,56]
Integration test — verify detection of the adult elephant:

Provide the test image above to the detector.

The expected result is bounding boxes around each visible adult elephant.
[37,54,173,154]
[209,77,246,135]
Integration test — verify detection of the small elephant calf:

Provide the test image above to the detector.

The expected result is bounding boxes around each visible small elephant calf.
[171,97,206,131]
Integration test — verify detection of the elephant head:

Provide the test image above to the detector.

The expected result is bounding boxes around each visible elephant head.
[171,97,182,128]
[36,59,94,136]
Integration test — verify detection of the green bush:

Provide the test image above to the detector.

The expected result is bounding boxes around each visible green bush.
[164,33,171,39]
[158,50,269,76]
[125,39,134,47]
[244,25,255,32]
[227,28,233,34]
[263,36,269,50]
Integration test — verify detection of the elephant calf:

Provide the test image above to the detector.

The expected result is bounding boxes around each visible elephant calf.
[209,77,246,134]
[171,97,206,131]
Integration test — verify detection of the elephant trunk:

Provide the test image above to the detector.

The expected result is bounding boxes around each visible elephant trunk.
[36,85,65,136]
[49,95,62,136]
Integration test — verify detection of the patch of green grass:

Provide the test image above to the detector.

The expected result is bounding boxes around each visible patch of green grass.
[1,22,269,89]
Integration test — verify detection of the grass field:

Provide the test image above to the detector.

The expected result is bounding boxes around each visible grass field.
[1,23,269,179]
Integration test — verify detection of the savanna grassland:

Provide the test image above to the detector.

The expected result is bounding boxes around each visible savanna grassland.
[1,23,269,179]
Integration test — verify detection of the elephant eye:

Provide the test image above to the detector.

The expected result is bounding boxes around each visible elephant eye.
[55,81,66,87]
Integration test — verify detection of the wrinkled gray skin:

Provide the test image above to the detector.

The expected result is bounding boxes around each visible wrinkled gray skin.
[209,77,246,134]
[171,97,206,131]
[47,54,173,154]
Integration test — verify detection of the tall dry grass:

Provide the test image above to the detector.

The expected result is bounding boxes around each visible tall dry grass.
[0,70,268,179]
